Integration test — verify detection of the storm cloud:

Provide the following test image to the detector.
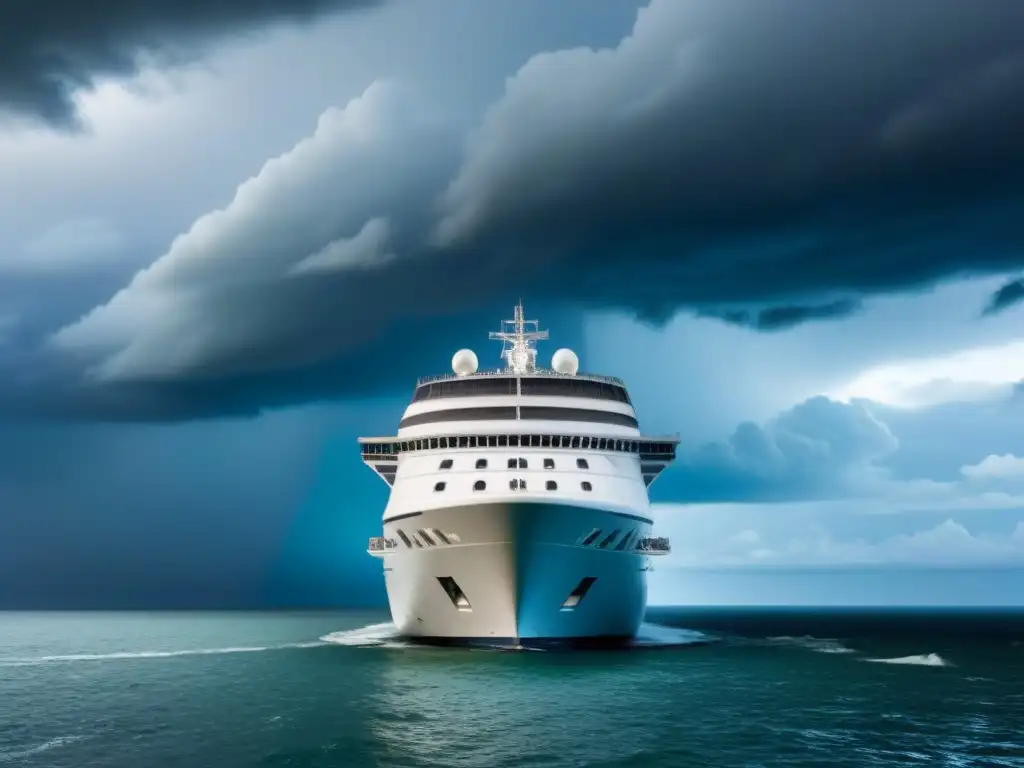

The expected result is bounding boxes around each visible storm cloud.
[0,0,381,127]
[7,0,1024,420]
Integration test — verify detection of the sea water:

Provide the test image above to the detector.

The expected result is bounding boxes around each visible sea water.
[1,608,1022,767]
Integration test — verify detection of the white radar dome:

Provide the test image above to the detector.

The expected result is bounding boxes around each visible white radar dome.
[551,348,579,375]
[452,348,479,376]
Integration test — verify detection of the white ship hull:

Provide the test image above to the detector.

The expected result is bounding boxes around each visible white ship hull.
[380,500,650,645]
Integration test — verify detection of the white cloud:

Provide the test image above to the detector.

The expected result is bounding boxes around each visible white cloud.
[49,80,458,381]
[831,339,1024,408]
[651,502,1024,568]
[962,453,1024,482]
[289,217,393,275]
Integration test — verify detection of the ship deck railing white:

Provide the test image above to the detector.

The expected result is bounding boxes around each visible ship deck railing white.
[636,537,671,555]
[368,536,399,554]
[416,367,626,387]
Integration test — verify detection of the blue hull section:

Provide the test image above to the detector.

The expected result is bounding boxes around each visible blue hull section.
[513,502,648,641]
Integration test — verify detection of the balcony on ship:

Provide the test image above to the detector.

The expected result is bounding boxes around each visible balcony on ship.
[368,536,399,556]
[635,536,670,555]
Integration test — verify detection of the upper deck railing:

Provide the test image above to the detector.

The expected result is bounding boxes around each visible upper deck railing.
[417,367,626,388]
[368,536,399,553]
[636,536,671,555]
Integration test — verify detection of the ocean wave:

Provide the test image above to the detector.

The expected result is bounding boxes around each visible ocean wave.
[0,642,324,667]
[0,735,85,763]
[863,653,951,667]
[765,635,857,654]
[632,623,711,648]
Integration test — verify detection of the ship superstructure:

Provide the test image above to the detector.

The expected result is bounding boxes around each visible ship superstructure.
[361,303,677,645]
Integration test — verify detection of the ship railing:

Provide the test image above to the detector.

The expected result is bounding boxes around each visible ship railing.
[416,367,626,388]
[635,536,671,555]
[367,536,399,553]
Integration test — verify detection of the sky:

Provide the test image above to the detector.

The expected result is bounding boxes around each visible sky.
[1,0,1023,608]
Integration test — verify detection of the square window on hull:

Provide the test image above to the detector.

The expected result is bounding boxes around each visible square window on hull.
[437,576,472,612]
[561,577,597,610]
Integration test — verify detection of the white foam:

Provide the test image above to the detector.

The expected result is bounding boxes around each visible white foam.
[632,622,710,648]
[766,635,857,654]
[320,621,710,650]
[864,653,951,667]
[0,735,85,763]
[0,642,324,667]
[320,622,407,648]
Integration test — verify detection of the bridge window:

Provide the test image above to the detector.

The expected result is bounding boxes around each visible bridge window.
[544,458,555,469]
[439,459,453,470]
[598,530,620,549]
[475,458,488,469]
[434,481,446,492]
[546,480,558,491]
[519,457,528,469]
[396,529,413,548]
[581,481,593,492]
[577,458,589,470]
[507,458,517,469]
[418,529,436,546]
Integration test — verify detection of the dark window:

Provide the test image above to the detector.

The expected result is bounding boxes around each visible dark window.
[615,530,635,551]
[581,529,602,546]
[544,458,555,470]
[487,435,498,447]
[498,435,508,447]
[546,480,558,491]
[560,576,598,610]
[598,529,620,549]
[520,377,631,404]
[473,480,486,491]
[577,458,589,469]
[399,406,518,429]
[439,459,453,470]
[434,481,446,492]
[433,529,451,545]
[541,435,551,447]
[507,458,517,469]
[396,529,413,548]
[509,478,519,490]
[418,529,436,546]
[437,576,472,611]
[413,377,517,401]
[581,481,593,492]
[475,458,488,469]
[520,479,528,490]
[518,457,528,469]
[458,436,468,448]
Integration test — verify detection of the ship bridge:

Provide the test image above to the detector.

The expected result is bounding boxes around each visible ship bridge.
[360,303,678,489]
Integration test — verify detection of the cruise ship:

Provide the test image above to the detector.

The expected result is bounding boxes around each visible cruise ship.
[362,303,678,647]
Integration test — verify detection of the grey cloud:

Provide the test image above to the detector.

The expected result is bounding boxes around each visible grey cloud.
[659,396,900,502]
[12,0,1024,420]
[706,299,862,332]
[983,278,1024,316]
[0,0,382,127]
[436,0,1024,305]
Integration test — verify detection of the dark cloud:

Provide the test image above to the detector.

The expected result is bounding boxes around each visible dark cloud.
[7,0,1024,421]
[705,299,862,332]
[0,0,380,126]
[983,278,1024,316]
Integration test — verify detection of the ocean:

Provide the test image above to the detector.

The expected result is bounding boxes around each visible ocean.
[2,608,1022,767]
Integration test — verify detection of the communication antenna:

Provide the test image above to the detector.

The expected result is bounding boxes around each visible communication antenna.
[488,300,548,374]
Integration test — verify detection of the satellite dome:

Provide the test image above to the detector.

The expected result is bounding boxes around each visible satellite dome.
[452,348,479,376]
[551,348,579,375]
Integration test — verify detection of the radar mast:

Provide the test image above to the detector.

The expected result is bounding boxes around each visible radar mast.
[489,301,548,374]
